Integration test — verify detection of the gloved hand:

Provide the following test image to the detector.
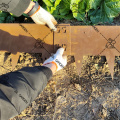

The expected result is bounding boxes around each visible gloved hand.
[29,2,57,31]
[43,48,67,72]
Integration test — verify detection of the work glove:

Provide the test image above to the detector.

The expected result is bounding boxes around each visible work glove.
[28,1,57,31]
[43,48,67,72]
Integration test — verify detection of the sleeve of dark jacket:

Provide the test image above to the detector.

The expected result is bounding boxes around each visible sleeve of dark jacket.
[0,66,52,120]
[0,0,31,16]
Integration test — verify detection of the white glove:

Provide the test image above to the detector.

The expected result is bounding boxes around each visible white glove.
[43,48,67,72]
[30,5,57,31]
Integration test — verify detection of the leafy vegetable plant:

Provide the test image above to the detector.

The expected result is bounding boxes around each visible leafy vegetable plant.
[0,11,15,23]
[0,0,120,24]
[42,0,120,24]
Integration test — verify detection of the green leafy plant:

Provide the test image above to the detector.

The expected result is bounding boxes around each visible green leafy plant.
[42,0,120,24]
[42,0,73,20]
[88,0,120,24]
[0,11,15,23]
[0,0,120,24]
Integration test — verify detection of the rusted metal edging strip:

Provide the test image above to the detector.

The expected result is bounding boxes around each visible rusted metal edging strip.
[0,24,120,79]
[71,26,120,79]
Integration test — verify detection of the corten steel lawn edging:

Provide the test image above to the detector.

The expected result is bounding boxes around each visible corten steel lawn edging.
[71,26,120,79]
[0,24,120,79]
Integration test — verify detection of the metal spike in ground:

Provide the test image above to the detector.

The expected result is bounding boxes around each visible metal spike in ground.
[105,52,115,80]
[11,52,20,70]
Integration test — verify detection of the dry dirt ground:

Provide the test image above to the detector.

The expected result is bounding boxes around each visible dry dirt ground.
[0,19,120,120]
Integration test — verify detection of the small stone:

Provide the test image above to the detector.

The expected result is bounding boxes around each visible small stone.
[95,64,99,70]
[75,84,81,91]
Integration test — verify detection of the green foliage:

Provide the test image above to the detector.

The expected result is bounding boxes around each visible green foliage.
[42,0,73,20]
[88,0,120,24]
[42,0,120,24]
[0,11,15,23]
[0,0,120,24]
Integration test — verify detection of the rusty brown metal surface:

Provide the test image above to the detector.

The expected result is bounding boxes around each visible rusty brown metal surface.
[54,24,71,55]
[0,24,54,66]
[0,24,119,79]
[0,24,53,53]
[11,52,20,69]
[71,26,120,79]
